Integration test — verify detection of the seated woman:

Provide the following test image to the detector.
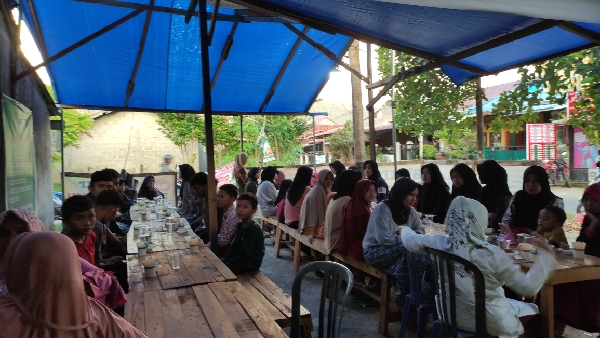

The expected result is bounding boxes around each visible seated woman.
[395,168,411,180]
[245,167,261,196]
[324,170,362,254]
[417,163,451,224]
[329,160,346,192]
[364,160,389,203]
[501,165,564,234]
[339,179,376,261]
[210,184,240,257]
[0,232,147,337]
[553,182,600,333]
[400,196,557,338]
[275,179,293,223]
[284,166,313,229]
[0,209,126,310]
[178,164,196,216]
[363,178,429,302]
[233,152,249,195]
[256,166,279,218]
[477,160,512,230]
[299,169,334,243]
[137,174,164,200]
[450,163,481,200]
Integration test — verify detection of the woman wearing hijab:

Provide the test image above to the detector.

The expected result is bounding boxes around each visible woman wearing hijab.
[501,165,564,233]
[0,209,127,309]
[450,163,481,200]
[233,153,249,195]
[477,160,512,229]
[275,179,293,223]
[0,231,148,338]
[256,166,279,218]
[245,167,261,196]
[339,179,376,261]
[364,160,389,203]
[329,160,346,192]
[363,178,429,300]
[299,169,334,243]
[285,166,313,229]
[400,197,557,337]
[417,163,451,224]
[137,174,164,200]
[553,182,600,332]
[324,170,362,253]
[178,164,196,216]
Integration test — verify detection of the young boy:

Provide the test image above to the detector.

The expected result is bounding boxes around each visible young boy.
[210,184,240,257]
[223,193,265,274]
[62,195,100,266]
[87,170,114,203]
[188,172,208,231]
[534,206,569,249]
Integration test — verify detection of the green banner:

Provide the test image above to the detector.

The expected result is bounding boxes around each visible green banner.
[2,95,36,211]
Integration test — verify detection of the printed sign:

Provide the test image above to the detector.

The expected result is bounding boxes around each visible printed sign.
[2,95,36,211]
[216,162,235,188]
[574,128,599,169]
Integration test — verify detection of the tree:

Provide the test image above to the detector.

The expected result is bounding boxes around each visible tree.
[327,121,354,162]
[491,47,600,144]
[155,113,205,164]
[376,48,479,137]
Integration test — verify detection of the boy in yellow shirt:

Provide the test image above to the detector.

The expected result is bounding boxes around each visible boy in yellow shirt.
[533,206,568,249]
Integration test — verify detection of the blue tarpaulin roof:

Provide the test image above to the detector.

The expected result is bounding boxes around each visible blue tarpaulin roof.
[19,0,600,113]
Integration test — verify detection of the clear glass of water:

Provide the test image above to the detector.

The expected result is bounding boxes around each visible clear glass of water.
[166,222,173,234]
[168,251,181,269]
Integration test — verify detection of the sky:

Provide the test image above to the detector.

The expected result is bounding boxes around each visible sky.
[15,11,521,107]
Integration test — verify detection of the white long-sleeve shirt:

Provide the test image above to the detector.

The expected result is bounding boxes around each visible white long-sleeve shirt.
[256,181,277,218]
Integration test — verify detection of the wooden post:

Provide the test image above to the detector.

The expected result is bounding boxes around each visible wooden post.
[349,40,366,166]
[367,43,376,160]
[476,78,485,160]
[198,0,218,240]
[240,115,244,153]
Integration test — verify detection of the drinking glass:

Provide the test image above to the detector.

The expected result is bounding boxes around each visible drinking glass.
[168,251,182,269]
[166,222,173,234]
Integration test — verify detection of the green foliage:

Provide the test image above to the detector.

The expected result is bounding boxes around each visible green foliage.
[422,144,437,160]
[377,48,479,137]
[447,149,476,160]
[327,121,354,162]
[491,47,600,143]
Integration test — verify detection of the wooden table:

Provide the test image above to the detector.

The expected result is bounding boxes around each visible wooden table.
[127,229,196,254]
[125,281,288,338]
[128,245,237,293]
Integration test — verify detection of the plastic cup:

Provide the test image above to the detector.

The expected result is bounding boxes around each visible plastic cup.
[189,238,199,253]
[138,247,147,256]
[179,218,186,227]
[168,251,182,269]
[499,239,511,250]
[572,242,586,258]
[141,213,148,221]
[520,250,531,260]
[166,222,173,234]
[517,233,529,244]
[484,228,493,235]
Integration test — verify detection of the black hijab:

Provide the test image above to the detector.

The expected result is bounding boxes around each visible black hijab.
[450,163,482,200]
[288,166,313,206]
[138,175,155,199]
[329,161,346,176]
[385,178,421,225]
[275,179,293,205]
[333,170,363,201]
[417,163,449,216]
[511,165,558,230]
[247,167,260,183]
[179,164,196,198]
[260,166,278,185]
[364,160,382,181]
[476,160,512,211]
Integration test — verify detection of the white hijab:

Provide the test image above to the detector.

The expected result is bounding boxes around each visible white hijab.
[444,196,493,260]
[299,169,330,231]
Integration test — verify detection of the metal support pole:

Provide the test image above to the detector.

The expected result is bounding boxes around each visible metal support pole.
[61,111,65,199]
[198,0,219,240]
[476,78,485,160]
[240,115,244,152]
[312,115,317,173]
[367,43,376,161]
[391,50,398,173]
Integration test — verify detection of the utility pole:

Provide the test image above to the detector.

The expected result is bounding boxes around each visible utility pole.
[391,50,398,173]
[349,40,366,167]
[367,43,376,160]
[476,78,485,160]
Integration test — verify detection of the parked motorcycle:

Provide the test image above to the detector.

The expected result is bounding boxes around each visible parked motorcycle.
[543,154,572,188]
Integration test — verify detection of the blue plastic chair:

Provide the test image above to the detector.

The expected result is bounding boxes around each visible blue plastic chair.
[425,247,495,338]
[291,261,353,338]
[398,251,435,338]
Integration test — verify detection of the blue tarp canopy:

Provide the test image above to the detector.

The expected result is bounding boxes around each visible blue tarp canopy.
[19,0,352,114]
[19,0,600,113]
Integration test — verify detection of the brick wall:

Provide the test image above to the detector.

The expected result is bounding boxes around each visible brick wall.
[63,112,199,175]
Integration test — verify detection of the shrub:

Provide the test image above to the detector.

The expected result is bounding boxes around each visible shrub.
[422,144,437,160]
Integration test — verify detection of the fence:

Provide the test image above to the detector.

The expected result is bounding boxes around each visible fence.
[484,147,527,161]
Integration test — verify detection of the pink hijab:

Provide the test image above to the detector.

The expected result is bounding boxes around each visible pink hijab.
[0,209,45,233]
[0,232,147,338]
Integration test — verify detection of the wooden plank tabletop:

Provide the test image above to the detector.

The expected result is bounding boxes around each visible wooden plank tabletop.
[128,245,237,293]
[125,282,288,338]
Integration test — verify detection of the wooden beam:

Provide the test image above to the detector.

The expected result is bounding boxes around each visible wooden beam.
[208,0,221,45]
[366,64,434,110]
[210,22,238,90]
[558,22,600,45]
[25,0,48,59]
[259,26,310,113]
[284,23,369,84]
[13,9,145,81]
[367,43,376,161]
[185,0,198,23]
[125,1,154,107]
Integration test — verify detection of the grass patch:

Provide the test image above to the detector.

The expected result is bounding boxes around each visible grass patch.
[53,183,62,193]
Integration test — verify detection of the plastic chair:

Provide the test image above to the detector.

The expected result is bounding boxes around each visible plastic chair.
[425,247,494,338]
[291,261,354,338]
[398,251,435,338]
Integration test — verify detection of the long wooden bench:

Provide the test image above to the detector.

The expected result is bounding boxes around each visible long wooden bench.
[239,270,313,338]
[262,215,398,336]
